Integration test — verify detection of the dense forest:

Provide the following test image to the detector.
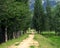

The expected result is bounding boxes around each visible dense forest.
[0,0,31,43]
[32,0,60,35]
[0,0,60,46]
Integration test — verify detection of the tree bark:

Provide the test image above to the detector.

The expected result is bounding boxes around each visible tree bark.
[21,31,23,35]
[17,31,20,38]
[5,26,8,42]
[13,32,15,39]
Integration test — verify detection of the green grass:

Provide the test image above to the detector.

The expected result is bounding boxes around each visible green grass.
[42,31,60,48]
[34,34,57,48]
[0,34,28,48]
[41,31,55,35]
[48,36,60,48]
[30,46,35,48]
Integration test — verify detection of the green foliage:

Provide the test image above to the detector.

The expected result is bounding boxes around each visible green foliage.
[2,0,30,29]
[45,0,53,31]
[0,0,31,42]
[54,2,60,34]
[32,0,60,35]
[16,0,28,3]
[32,0,44,32]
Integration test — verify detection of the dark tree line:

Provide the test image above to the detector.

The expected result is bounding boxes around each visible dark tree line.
[32,0,44,33]
[0,0,31,43]
[32,0,60,35]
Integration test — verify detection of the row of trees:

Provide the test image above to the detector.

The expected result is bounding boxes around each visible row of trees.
[0,0,31,43]
[32,0,60,35]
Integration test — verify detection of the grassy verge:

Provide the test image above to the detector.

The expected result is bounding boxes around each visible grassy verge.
[30,46,35,48]
[47,36,60,48]
[0,34,28,48]
[34,34,57,48]
[42,31,60,48]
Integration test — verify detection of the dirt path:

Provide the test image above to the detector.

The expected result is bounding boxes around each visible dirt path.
[8,34,39,48]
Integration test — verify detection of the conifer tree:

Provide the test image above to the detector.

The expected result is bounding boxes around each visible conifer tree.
[33,0,44,33]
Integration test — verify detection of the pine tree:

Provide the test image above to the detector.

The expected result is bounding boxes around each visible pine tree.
[46,0,52,31]
[54,2,60,35]
[0,0,31,43]
[33,0,44,33]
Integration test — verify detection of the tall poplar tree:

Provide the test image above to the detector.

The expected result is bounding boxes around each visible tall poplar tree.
[33,0,44,33]
[46,0,52,31]
[54,2,60,35]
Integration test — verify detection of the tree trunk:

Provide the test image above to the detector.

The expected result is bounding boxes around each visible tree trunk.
[17,31,20,38]
[38,30,40,34]
[13,32,15,39]
[21,31,23,35]
[5,26,8,42]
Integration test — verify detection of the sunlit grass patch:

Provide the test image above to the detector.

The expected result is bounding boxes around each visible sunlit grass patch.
[30,46,35,48]
[15,42,20,46]
[34,34,57,48]
[41,31,60,48]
